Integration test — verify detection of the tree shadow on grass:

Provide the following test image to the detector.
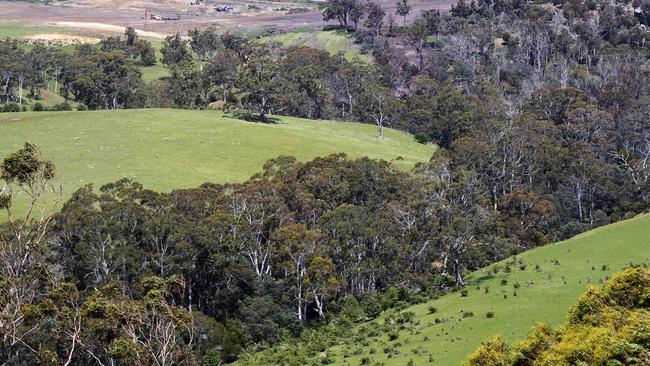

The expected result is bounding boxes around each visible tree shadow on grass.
[227,111,280,124]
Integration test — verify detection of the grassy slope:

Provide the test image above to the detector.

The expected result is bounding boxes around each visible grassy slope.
[319,213,650,366]
[0,20,60,39]
[140,39,169,82]
[0,109,433,216]
[262,29,371,62]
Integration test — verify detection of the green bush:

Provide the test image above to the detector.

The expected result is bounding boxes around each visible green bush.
[388,330,400,341]
[52,102,72,111]
[339,296,367,323]
[2,103,21,112]
[393,301,409,311]
[414,133,431,144]
[360,294,383,319]
[601,266,650,308]
[486,311,495,318]
[464,336,511,366]
[32,102,44,111]
[397,311,415,324]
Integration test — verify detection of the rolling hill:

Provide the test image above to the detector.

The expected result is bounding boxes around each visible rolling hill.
[261,29,372,62]
[0,109,434,217]
[243,213,650,365]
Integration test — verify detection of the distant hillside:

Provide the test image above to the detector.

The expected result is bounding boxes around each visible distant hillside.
[261,29,371,62]
[0,109,434,217]
[241,213,650,365]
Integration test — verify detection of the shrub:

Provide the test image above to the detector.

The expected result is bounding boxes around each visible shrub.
[388,330,400,341]
[414,132,431,144]
[602,266,650,308]
[339,296,367,323]
[52,102,72,111]
[381,287,407,309]
[464,336,511,366]
[511,323,555,363]
[428,305,437,314]
[460,290,469,297]
[2,103,21,112]
[486,311,495,318]
[397,311,415,324]
[393,301,409,311]
[360,294,383,319]
[32,102,44,111]
[500,279,508,286]
[462,311,474,318]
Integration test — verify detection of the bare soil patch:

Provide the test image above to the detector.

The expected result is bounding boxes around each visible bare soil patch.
[24,32,101,45]
[50,21,167,39]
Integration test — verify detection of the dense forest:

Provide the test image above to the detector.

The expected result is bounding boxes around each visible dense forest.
[2,0,650,363]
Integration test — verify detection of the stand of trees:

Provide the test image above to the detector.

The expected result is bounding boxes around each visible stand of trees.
[1,140,649,364]
[0,29,152,110]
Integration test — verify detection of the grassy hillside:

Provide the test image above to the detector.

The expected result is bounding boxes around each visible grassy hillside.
[0,20,60,39]
[286,213,650,366]
[0,109,434,216]
[262,29,371,62]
